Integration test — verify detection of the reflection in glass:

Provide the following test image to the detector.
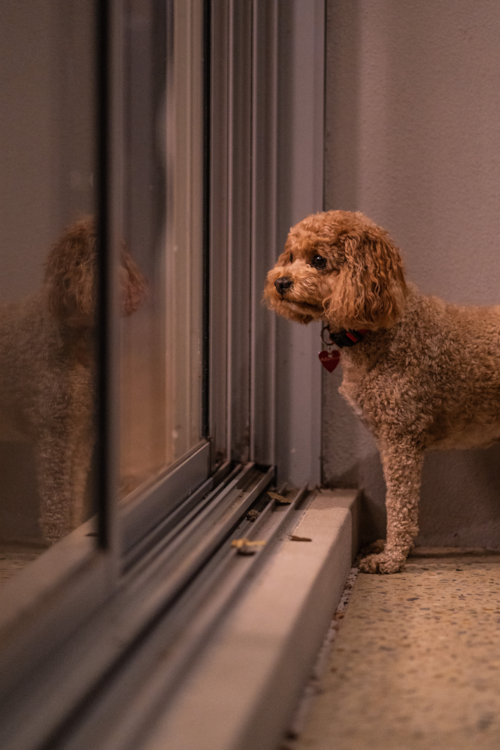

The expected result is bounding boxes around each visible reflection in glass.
[0,1,98,583]
[120,0,205,498]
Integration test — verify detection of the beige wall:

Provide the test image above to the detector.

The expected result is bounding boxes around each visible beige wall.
[324,0,500,547]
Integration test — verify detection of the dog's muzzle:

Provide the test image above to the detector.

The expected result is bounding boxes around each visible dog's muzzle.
[274,276,293,296]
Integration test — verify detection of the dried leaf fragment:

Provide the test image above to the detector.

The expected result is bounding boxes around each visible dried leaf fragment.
[289,534,312,542]
[231,538,267,556]
[267,491,291,504]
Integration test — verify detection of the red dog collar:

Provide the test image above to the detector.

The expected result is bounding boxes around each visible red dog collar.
[322,326,368,348]
[319,326,368,372]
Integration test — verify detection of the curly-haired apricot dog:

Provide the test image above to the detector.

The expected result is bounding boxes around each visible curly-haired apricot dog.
[0,217,146,544]
[265,210,500,573]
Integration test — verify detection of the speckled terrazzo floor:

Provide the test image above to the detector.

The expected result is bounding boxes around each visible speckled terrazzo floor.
[0,543,45,585]
[285,552,500,750]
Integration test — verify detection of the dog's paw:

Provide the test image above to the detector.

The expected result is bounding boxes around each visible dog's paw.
[363,539,386,555]
[358,550,406,574]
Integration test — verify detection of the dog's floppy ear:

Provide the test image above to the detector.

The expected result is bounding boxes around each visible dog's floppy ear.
[45,218,148,327]
[325,223,407,330]
[44,217,97,328]
[120,246,148,316]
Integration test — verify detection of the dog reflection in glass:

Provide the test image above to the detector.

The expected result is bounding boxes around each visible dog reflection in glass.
[0,218,146,544]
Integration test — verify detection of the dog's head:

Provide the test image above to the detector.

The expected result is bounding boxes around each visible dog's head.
[44,217,147,328]
[264,210,407,331]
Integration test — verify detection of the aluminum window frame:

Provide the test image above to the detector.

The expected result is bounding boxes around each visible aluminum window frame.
[0,0,272,696]
[0,1,325,747]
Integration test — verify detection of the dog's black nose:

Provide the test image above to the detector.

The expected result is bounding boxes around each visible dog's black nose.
[275,276,293,295]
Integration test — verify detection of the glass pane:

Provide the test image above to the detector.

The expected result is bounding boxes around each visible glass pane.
[0,0,97,584]
[120,0,205,499]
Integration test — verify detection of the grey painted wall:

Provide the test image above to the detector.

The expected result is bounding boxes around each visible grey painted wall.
[324,0,500,547]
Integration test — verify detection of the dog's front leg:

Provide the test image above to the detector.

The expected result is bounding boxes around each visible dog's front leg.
[359,443,423,574]
[36,429,76,544]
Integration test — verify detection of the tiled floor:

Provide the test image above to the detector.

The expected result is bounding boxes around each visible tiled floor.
[284,551,500,750]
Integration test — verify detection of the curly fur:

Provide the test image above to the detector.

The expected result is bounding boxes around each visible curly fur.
[264,210,500,573]
[0,217,147,544]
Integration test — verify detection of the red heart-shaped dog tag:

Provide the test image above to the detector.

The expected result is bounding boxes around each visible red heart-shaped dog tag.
[318,349,340,372]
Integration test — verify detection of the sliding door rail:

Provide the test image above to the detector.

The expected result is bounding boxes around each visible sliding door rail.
[0,463,277,750]
[58,484,312,750]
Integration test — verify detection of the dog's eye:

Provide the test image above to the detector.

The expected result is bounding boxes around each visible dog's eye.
[289,252,293,263]
[312,255,327,269]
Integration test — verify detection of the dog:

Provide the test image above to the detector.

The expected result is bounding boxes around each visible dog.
[265,210,500,573]
[0,217,146,545]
